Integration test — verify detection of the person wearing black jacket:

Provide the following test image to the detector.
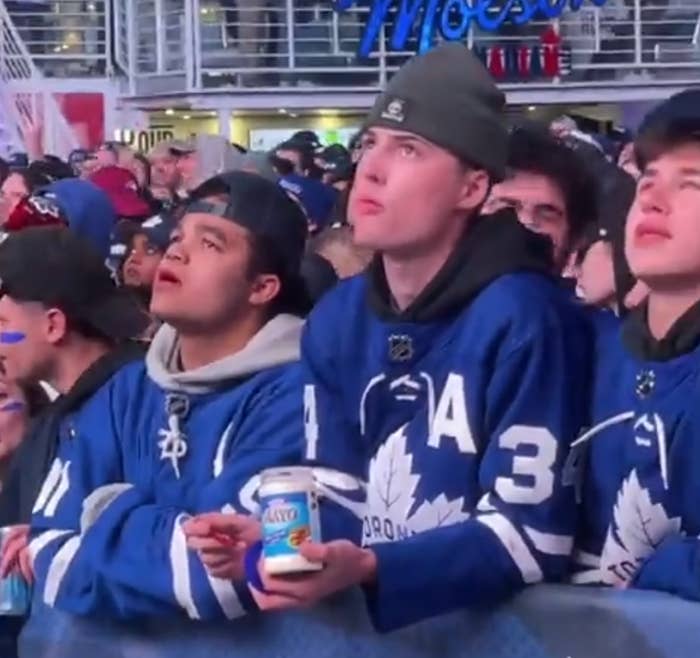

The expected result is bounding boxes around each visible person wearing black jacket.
[0,228,148,658]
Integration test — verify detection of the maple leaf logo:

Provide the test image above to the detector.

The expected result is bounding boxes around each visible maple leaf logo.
[600,469,681,586]
[363,424,469,546]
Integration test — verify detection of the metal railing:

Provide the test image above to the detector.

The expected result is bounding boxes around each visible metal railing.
[16,0,700,94]
[0,2,80,158]
[116,0,700,93]
[3,0,110,77]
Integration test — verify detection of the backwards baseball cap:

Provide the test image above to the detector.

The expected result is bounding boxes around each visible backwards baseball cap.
[186,170,308,276]
[635,88,700,169]
[365,42,507,179]
[68,148,96,167]
[0,227,150,340]
[89,166,152,219]
[316,144,353,181]
[5,194,69,232]
[134,212,177,251]
[579,166,636,253]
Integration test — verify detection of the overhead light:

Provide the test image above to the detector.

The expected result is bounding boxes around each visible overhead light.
[278,108,287,115]
[527,105,536,111]
[183,114,191,120]
[165,108,174,116]
[289,113,299,118]
[209,111,218,117]
[201,7,209,15]
[87,2,96,10]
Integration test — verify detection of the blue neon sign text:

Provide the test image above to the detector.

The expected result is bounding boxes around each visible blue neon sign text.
[334,0,608,58]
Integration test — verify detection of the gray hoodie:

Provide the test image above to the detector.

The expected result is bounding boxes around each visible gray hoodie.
[190,135,244,190]
[146,314,304,395]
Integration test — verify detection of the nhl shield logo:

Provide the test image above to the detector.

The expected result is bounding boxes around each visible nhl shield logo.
[381,98,406,123]
[388,334,413,362]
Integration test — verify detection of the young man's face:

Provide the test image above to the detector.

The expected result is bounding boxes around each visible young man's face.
[123,234,164,289]
[572,240,616,308]
[348,128,487,255]
[626,142,700,288]
[150,211,258,332]
[485,170,569,269]
[0,296,56,387]
[150,153,180,190]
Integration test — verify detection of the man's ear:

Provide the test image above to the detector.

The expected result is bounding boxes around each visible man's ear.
[44,307,69,346]
[248,273,282,308]
[456,168,490,213]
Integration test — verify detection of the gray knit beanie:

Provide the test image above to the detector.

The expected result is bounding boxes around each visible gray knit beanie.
[365,43,508,180]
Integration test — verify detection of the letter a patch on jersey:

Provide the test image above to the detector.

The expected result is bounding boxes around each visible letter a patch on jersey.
[429,373,476,454]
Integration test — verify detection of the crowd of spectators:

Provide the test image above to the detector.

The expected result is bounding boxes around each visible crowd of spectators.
[0,41,697,658]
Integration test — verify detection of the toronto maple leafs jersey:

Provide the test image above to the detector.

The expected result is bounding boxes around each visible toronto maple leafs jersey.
[573,321,700,596]
[303,271,591,631]
[29,318,305,621]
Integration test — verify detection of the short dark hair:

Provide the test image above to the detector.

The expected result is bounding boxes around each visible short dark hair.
[506,125,598,248]
[635,125,700,171]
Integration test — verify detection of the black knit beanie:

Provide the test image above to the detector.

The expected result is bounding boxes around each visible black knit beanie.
[365,43,508,180]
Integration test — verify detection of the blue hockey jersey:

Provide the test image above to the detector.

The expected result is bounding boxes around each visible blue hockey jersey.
[28,315,305,621]
[302,220,592,631]
[573,311,700,598]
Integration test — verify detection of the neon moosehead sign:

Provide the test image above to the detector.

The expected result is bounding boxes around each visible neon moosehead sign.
[333,0,609,58]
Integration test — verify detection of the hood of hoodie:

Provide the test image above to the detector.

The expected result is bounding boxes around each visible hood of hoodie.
[191,135,243,190]
[146,314,304,394]
[368,208,555,322]
[623,298,700,361]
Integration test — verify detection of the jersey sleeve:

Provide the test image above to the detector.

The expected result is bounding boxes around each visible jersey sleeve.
[633,534,700,599]
[300,304,367,545]
[366,317,589,631]
[27,372,304,621]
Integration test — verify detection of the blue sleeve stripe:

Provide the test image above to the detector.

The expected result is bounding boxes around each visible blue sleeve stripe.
[476,513,543,583]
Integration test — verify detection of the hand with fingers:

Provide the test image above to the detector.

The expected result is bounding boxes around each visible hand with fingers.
[183,513,262,581]
[0,524,33,583]
[19,114,44,162]
[251,540,377,611]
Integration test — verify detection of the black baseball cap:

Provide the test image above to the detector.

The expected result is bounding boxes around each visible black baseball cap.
[0,227,150,340]
[185,171,308,277]
[316,144,353,181]
[636,88,700,168]
[578,166,636,254]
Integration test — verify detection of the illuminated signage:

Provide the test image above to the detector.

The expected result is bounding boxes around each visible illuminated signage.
[334,0,608,58]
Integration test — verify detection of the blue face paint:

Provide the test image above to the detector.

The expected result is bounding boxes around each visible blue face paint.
[0,401,24,413]
[0,332,26,345]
